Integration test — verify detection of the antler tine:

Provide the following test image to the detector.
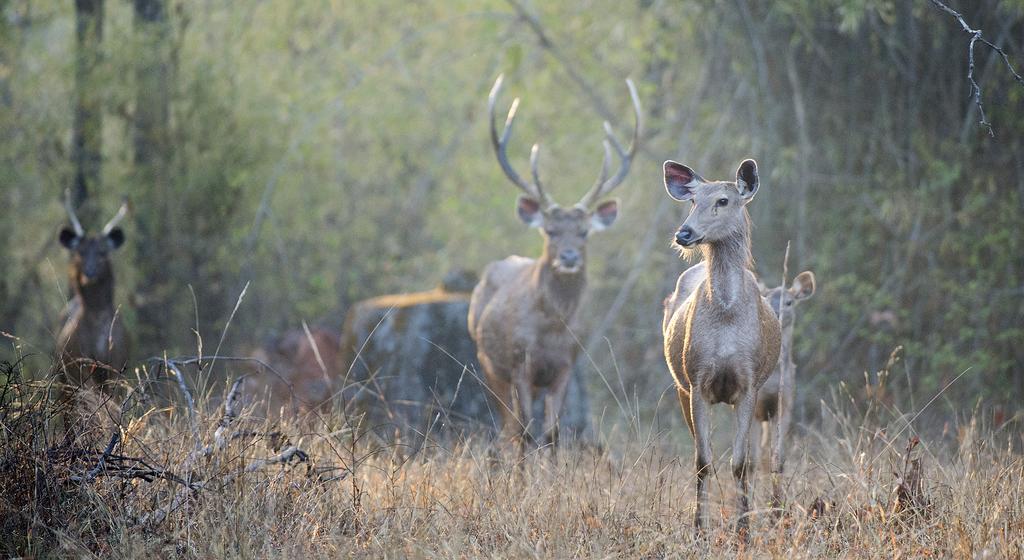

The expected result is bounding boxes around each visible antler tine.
[592,139,613,197]
[528,144,552,207]
[102,197,129,235]
[577,78,643,208]
[63,188,85,237]
[489,74,543,201]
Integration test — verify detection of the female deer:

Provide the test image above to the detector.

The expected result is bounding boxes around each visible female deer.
[661,159,780,536]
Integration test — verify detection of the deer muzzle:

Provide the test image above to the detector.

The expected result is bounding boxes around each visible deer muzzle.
[554,249,582,273]
[675,226,703,247]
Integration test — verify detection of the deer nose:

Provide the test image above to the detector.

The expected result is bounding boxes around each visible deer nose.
[81,264,100,282]
[675,226,697,246]
[559,249,581,268]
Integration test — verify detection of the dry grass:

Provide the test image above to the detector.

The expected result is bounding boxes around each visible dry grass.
[1,357,1022,559]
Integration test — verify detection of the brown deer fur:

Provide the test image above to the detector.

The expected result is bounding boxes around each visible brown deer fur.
[246,326,340,417]
[661,159,781,535]
[469,74,640,449]
[56,195,129,390]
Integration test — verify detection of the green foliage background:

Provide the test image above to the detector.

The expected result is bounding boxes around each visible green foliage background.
[1,0,1022,418]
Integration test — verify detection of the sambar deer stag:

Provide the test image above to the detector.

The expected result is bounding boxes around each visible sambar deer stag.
[469,74,641,451]
[56,190,130,390]
[661,159,780,537]
[750,270,815,510]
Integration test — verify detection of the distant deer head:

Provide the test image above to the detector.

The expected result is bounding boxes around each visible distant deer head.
[763,271,816,329]
[59,190,128,292]
[488,74,641,274]
[664,159,759,249]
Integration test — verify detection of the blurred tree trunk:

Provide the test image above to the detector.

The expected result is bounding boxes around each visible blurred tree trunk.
[132,0,172,348]
[0,0,12,107]
[132,0,169,168]
[71,0,104,218]
[0,0,12,320]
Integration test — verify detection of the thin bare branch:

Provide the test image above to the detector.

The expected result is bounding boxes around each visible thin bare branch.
[164,354,199,445]
[929,0,1024,137]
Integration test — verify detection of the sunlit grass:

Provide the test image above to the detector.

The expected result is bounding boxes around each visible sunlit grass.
[2,357,1021,559]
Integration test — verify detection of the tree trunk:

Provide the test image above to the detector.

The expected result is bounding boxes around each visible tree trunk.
[132,0,169,167]
[71,0,104,218]
[132,0,172,348]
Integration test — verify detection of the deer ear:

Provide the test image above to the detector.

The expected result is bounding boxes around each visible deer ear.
[59,227,80,249]
[590,199,618,231]
[664,161,700,201]
[736,159,759,200]
[790,271,816,300]
[106,227,125,250]
[516,195,543,228]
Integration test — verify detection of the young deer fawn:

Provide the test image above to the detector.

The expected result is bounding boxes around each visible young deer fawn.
[661,159,780,536]
[56,191,130,390]
[750,270,816,509]
[469,74,641,450]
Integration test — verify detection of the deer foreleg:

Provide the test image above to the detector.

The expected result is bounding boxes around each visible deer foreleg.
[488,375,520,446]
[512,374,535,454]
[690,393,712,534]
[676,385,696,437]
[542,368,573,448]
[732,389,756,539]
[748,418,763,472]
[770,382,794,514]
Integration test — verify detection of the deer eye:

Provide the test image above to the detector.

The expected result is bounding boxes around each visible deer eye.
[716,198,729,207]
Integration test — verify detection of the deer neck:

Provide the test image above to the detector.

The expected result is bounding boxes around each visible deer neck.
[73,274,115,313]
[534,251,585,320]
[700,223,752,310]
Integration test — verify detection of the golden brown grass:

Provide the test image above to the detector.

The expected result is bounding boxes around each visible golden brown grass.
[2,362,1023,559]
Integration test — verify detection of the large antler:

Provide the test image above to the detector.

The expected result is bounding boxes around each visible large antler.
[488,74,553,208]
[102,198,129,235]
[64,188,85,237]
[576,78,642,209]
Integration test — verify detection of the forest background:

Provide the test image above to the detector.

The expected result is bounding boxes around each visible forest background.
[1,0,1022,426]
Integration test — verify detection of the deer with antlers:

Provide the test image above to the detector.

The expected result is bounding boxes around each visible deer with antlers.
[661,160,780,536]
[56,191,130,390]
[468,75,641,450]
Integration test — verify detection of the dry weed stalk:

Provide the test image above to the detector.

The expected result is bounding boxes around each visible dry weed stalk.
[56,358,332,526]
[890,436,930,519]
